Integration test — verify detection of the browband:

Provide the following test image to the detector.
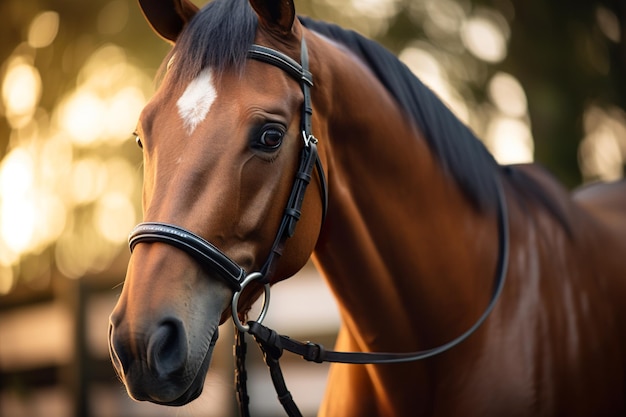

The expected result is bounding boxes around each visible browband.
[248,45,313,87]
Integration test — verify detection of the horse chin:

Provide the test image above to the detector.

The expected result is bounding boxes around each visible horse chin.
[124,329,219,407]
[146,349,212,406]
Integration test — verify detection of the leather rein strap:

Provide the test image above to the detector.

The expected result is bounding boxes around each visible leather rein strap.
[247,178,509,364]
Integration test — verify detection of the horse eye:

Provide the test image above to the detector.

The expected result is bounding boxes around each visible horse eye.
[134,134,143,149]
[256,126,284,150]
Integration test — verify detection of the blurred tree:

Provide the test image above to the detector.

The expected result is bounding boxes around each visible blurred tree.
[370,0,625,186]
[0,0,167,294]
[0,0,166,153]
[497,0,625,186]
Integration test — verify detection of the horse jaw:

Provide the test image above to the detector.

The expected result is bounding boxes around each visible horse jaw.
[108,245,232,406]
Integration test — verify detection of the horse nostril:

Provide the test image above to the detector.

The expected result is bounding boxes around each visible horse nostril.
[147,318,188,378]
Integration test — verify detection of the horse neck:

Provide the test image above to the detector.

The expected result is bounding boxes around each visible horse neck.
[310,36,501,351]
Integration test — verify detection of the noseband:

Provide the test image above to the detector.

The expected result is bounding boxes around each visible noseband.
[127,37,510,417]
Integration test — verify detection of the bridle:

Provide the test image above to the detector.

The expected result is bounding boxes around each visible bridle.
[127,37,510,417]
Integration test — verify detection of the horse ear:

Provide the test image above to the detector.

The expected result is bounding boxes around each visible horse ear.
[138,0,199,43]
[249,0,296,36]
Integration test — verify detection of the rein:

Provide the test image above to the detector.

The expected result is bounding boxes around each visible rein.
[127,37,510,417]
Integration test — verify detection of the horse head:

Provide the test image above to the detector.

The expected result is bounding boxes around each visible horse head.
[108,0,326,405]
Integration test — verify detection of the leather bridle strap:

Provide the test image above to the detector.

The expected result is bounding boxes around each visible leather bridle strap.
[236,38,322,417]
[248,39,327,279]
[259,130,322,278]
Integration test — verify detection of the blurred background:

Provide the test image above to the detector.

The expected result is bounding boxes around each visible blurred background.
[0,0,624,416]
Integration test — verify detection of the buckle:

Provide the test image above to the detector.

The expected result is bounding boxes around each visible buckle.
[302,131,318,147]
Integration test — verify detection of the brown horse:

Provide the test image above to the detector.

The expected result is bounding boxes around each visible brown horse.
[108,0,626,415]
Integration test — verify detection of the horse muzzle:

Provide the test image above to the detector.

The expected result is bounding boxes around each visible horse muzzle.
[108,309,219,406]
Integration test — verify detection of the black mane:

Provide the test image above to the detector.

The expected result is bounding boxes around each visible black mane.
[300,17,500,210]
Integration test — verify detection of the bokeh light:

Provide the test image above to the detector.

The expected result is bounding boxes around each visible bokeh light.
[0,148,36,254]
[488,72,528,118]
[485,116,534,164]
[27,11,60,49]
[59,90,107,147]
[348,0,398,20]
[2,58,42,129]
[461,15,508,63]
[579,106,626,181]
[596,6,621,43]
[0,18,150,292]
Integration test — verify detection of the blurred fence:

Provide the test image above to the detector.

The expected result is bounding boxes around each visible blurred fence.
[0,257,339,417]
